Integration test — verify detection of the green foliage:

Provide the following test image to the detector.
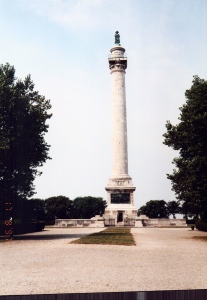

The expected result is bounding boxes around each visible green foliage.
[4,195,107,224]
[180,201,201,219]
[0,194,107,233]
[71,227,135,246]
[138,200,169,218]
[195,220,207,232]
[13,222,45,235]
[6,197,45,223]
[26,199,46,221]
[0,63,52,222]
[163,76,207,221]
[44,196,74,221]
[73,196,107,219]
[166,200,181,218]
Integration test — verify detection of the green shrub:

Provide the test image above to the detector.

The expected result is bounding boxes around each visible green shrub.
[195,220,207,232]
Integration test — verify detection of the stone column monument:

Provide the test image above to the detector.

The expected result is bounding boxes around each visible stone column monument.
[104,31,137,225]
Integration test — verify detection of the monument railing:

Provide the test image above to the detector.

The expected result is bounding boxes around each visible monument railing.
[104,218,115,226]
[124,218,135,227]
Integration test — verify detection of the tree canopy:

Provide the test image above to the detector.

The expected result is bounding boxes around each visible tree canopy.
[39,196,107,222]
[0,63,52,224]
[44,196,74,221]
[11,198,46,223]
[73,196,107,219]
[163,76,207,221]
[138,200,169,218]
[166,200,180,219]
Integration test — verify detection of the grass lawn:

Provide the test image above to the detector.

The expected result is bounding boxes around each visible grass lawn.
[70,227,136,246]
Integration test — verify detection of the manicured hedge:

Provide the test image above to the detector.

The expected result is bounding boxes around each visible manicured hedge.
[195,220,207,232]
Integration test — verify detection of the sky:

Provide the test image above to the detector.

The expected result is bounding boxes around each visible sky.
[0,0,207,209]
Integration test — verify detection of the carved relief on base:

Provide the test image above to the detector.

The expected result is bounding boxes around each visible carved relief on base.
[107,177,133,187]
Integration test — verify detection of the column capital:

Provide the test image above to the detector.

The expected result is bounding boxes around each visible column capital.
[109,46,127,70]
[109,64,126,73]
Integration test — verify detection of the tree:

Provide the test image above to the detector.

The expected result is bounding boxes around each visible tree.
[166,200,181,219]
[0,63,52,228]
[11,198,45,222]
[26,198,46,221]
[44,196,74,221]
[137,200,169,218]
[73,196,107,219]
[163,76,207,221]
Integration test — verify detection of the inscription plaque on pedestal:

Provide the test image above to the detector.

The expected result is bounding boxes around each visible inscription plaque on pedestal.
[111,193,130,204]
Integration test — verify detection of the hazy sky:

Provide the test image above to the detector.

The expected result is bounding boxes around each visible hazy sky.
[1,0,207,209]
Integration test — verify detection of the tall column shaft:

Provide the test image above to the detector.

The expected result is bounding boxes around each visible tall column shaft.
[111,66,128,178]
[104,32,136,221]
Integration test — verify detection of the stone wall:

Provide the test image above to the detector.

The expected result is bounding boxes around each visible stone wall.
[142,218,187,227]
[54,218,187,228]
[54,218,105,228]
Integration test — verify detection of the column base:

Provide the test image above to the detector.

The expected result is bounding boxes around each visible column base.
[104,184,137,225]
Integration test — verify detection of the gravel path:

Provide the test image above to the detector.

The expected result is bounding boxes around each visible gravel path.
[1,227,207,295]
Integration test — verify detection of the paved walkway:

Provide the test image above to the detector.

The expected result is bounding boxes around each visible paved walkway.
[0,227,207,295]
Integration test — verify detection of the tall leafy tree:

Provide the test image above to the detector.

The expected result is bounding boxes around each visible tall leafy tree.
[26,199,46,221]
[44,196,74,221]
[166,200,181,219]
[0,63,52,226]
[73,196,107,219]
[163,76,207,221]
[138,200,169,218]
[11,198,45,223]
